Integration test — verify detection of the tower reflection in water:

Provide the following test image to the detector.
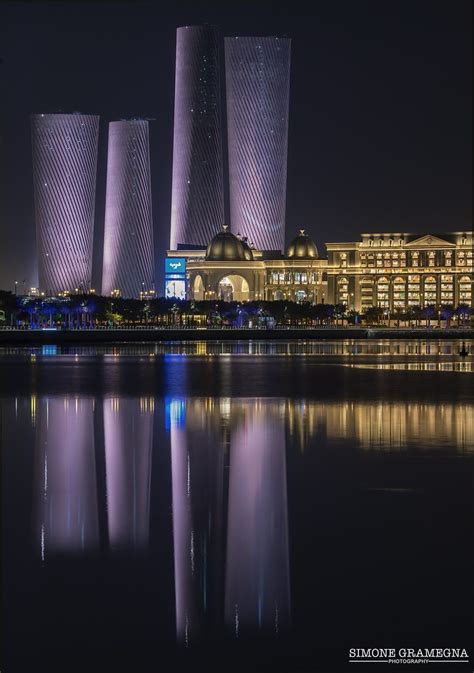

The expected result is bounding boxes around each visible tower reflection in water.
[169,398,291,644]
[33,396,99,558]
[103,397,154,551]
[169,398,226,644]
[225,400,291,637]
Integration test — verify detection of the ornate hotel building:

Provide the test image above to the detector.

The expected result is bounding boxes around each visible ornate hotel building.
[327,232,473,312]
[168,228,472,309]
[169,227,327,303]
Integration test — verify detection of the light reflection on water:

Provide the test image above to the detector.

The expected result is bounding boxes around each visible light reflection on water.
[22,392,472,644]
[0,338,473,359]
[2,346,474,671]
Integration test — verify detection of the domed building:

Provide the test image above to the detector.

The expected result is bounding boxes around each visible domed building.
[166,224,328,303]
[286,230,318,259]
[165,225,473,311]
[206,225,248,262]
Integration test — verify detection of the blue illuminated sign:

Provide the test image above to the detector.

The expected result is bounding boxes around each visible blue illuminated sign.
[165,258,186,275]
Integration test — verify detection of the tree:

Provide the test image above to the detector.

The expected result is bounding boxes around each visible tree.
[455,303,471,327]
[439,304,454,327]
[364,306,384,325]
[420,304,436,327]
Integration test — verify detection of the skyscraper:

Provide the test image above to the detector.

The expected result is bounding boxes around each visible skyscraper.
[225,37,291,252]
[31,113,99,294]
[102,120,154,297]
[170,25,225,249]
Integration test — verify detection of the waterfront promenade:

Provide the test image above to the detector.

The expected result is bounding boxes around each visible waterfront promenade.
[0,325,472,344]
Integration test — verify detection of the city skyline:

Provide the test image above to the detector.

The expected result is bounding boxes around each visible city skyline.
[0,2,471,292]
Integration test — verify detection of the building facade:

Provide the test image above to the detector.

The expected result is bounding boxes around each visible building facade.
[168,227,327,303]
[326,232,473,312]
[31,113,100,295]
[169,25,225,250]
[225,36,291,252]
[167,229,472,310]
[102,120,154,298]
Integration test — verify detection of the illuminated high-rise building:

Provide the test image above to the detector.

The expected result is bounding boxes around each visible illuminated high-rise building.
[170,25,225,249]
[31,113,99,294]
[225,37,291,251]
[102,120,154,297]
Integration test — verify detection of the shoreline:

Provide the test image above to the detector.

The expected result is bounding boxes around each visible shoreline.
[0,327,472,344]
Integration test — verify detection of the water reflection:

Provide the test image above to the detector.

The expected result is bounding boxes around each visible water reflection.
[104,397,154,551]
[33,396,99,557]
[225,401,291,637]
[2,338,474,359]
[28,389,473,644]
[170,398,226,644]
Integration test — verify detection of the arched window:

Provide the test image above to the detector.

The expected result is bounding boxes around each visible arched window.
[337,276,349,304]
[459,275,472,303]
[392,276,406,309]
[423,276,437,306]
[376,277,390,308]
[360,277,374,309]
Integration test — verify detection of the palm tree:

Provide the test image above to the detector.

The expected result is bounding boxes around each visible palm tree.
[455,303,471,327]
[439,304,455,328]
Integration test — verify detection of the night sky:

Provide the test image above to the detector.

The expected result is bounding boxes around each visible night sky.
[0,0,471,292]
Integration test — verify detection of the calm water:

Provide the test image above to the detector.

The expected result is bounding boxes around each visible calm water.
[2,340,473,673]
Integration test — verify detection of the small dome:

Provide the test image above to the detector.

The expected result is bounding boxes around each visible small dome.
[206,224,247,261]
[286,229,318,259]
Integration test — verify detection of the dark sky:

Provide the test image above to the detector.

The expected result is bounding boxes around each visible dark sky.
[0,0,471,292]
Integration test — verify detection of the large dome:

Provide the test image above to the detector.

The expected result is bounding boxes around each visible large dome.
[206,224,247,261]
[286,229,319,259]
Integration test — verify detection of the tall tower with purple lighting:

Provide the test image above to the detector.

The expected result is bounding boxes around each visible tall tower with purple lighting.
[31,113,99,294]
[102,120,154,298]
[225,37,291,252]
[170,25,225,249]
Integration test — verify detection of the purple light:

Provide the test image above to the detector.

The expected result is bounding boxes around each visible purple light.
[170,26,225,249]
[225,37,291,251]
[31,114,99,295]
[102,120,154,297]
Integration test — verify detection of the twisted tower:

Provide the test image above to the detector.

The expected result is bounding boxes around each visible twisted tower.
[102,120,154,297]
[225,37,291,251]
[31,113,99,294]
[170,25,225,249]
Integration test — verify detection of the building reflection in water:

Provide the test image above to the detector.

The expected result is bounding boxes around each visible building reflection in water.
[33,396,99,558]
[285,400,473,453]
[103,397,154,551]
[169,397,226,644]
[225,400,291,637]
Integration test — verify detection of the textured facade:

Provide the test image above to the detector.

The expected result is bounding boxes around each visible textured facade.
[170,25,225,249]
[31,113,99,295]
[326,232,473,311]
[225,37,291,252]
[102,120,154,298]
